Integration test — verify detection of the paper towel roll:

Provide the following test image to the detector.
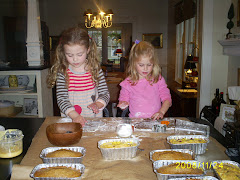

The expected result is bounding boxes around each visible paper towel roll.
[228,86,240,100]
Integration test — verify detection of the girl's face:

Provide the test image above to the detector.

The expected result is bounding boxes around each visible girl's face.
[64,44,89,72]
[135,55,153,79]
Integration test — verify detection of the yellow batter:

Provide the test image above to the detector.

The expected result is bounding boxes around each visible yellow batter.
[169,138,207,144]
[100,141,137,148]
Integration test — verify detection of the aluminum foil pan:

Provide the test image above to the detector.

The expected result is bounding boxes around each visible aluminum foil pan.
[98,138,140,160]
[161,118,176,128]
[167,135,209,155]
[152,124,166,133]
[153,160,205,180]
[175,119,210,137]
[168,176,218,180]
[40,147,86,164]
[30,163,85,180]
[150,149,195,162]
[212,160,240,180]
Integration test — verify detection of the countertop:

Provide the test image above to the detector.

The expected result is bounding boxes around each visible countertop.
[0,117,45,180]
[0,116,234,180]
[10,117,231,180]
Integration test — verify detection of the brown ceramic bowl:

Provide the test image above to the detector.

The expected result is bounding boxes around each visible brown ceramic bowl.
[46,122,82,146]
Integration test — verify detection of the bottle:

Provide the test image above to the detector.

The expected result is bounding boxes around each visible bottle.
[8,75,18,87]
[212,88,220,115]
[219,92,226,109]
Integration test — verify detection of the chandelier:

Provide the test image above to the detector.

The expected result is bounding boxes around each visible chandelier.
[84,9,114,29]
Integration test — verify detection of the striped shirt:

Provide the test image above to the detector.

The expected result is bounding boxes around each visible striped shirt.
[56,68,110,117]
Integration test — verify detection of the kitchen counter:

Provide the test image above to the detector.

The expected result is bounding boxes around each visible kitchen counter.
[9,117,231,180]
[0,117,45,180]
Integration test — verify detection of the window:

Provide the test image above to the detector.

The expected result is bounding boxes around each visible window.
[175,17,196,84]
[108,30,122,64]
[88,30,103,60]
[88,28,122,64]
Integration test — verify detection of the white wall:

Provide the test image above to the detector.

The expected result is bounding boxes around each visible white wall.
[39,0,169,78]
[211,0,230,98]
[200,0,240,113]
[227,0,240,88]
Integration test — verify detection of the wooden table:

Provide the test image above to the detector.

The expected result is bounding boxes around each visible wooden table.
[10,117,229,180]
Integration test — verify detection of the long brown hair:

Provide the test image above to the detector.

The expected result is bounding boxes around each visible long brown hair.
[126,41,161,85]
[47,27,100,88]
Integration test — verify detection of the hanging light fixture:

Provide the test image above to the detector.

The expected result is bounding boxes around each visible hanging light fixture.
[84,8,113,29]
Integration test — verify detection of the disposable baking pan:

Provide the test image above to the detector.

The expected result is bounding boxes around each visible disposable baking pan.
[167,135,209,155]
[212,160,240,180]
[40,147,86,164]
[98,138,140,160]
[175,119,210,137]
[150,149,195,162]
[30,163,85,180]
[152,124,167,133]
[153,160,205,180]
[168,176,218,180]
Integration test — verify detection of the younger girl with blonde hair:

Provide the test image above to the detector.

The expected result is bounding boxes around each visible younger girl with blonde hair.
[117,41,171,120]
[48,27,110,126]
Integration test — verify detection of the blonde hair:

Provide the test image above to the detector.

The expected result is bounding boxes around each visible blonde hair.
[126,41,161,85]
[47,27,100,88]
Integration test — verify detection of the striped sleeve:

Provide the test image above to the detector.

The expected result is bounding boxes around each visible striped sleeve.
[56,73,73,114]
[97,69,110,106]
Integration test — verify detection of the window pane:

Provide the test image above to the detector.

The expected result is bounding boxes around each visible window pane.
[107,30,121,64]
[88,30,102,61]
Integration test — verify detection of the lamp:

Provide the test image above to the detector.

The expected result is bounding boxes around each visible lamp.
[115,49,122,55]
[84,9,113,28]
[115,49,122,64]
[184,55,196,73]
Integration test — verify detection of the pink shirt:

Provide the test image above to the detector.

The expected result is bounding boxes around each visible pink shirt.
[119,77,172,118]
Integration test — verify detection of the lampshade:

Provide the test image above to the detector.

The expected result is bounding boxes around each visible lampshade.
[115,49,122,54]
[184,55,196,69]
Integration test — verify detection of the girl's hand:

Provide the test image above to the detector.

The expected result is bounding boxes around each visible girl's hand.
[87,102,104,114]
[151,111,164,120]
[117,101,129,110]
[68,110,87,127]
[72,115,87,127]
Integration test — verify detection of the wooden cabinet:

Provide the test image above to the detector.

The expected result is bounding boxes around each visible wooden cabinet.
[168,88,197,117]
[0,68,53,117]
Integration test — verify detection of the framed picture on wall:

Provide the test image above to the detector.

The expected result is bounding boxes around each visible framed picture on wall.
[24,98,38,116]
[142,33,163,48]
[219,104,236,122]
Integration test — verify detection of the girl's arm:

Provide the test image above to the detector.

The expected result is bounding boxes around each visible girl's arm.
[151,77,172,120]
[151,100,171,120]
[56,73,75,114]
[117,80,130,109]
[97,69,110,105]
[89,69,110,112]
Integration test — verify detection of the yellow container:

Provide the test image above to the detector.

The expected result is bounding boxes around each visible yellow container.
[0,129,24,158]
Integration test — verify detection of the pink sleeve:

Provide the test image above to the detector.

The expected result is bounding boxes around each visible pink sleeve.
[118,79,130,102]
[158,77,172,105]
